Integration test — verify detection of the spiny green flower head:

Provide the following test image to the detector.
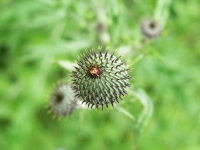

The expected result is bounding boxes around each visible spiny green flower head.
[71,47,131,109]
[48,82,77,118]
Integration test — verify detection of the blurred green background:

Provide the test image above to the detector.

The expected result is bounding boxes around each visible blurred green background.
[0,0,200,150]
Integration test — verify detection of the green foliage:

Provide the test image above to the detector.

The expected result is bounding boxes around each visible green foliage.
[0,0,200,150]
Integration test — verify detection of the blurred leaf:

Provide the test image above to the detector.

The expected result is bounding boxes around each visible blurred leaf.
[154,0,173,27]
[133,89,154,132]
[56,60,76,71]
[114,105,136,123]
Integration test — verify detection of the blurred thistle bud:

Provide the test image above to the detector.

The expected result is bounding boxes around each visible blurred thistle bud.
[47,82,77,118]
[71,47,131,109]
[140,18,162,39]
[95,22,110,44]
[95,22,106,33]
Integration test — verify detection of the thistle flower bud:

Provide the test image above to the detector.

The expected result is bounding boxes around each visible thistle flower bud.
[48,82,77,117]
[140,18,162,39]
[71,47,131,109]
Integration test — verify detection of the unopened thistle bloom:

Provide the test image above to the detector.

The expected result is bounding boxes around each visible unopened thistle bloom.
[71,47,131,109]
[140,19,162,39]
[48,82,77,117]
[95,22,106,33]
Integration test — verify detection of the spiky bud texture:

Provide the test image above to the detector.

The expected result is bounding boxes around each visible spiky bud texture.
[71,47,131,109]
[141,19,162,39]
[48,83,77,117]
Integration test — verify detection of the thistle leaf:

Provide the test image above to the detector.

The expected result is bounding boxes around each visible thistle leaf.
[133,89,154,132]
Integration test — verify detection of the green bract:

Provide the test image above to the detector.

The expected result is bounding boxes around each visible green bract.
[71,48,131,109]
